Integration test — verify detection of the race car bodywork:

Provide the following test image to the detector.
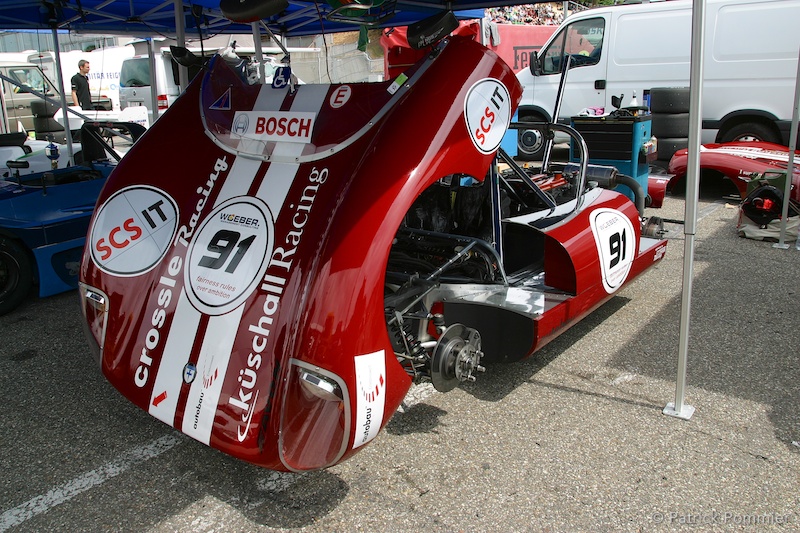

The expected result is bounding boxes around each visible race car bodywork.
[668,141,800,201]
[79,34,667,472]
[0,134,71,179]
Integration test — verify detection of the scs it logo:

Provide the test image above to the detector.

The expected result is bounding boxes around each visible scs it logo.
[464,78,511,155]
[90,186,179,276]
[94,218,142,260]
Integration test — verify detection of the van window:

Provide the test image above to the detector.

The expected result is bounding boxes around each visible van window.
[120,58,151,87]
[7,66,52,94]
[541,17,604,74]
[120,56,200,89]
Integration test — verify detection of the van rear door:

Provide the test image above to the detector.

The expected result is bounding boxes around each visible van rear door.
[119,56,151,109]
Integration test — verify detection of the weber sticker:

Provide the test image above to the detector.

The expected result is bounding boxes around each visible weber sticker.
[184,196,274,315]
[464,78,511,155]
[353,350,386,449]
[90,186,179,276]
[589,208,636,293]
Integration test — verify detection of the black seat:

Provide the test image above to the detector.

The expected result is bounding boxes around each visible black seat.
[30,100,77,143]
[0,132,28,148]
[75,124,109,165]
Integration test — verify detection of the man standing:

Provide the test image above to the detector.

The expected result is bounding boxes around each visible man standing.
[71,60,92,110]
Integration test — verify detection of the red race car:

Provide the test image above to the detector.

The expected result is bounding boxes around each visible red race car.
[668,141,800,201]
[79,30,667,472]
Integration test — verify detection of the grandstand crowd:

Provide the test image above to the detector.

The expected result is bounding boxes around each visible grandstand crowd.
[486,3,565,25]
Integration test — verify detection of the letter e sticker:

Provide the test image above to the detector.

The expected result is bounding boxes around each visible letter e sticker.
[353,350,386,449]
[464,78,511,155]
[589,208,636,293]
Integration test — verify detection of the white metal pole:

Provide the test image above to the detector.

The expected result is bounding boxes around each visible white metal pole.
[775,47,800,249]
[664,0,706,421]
[252,22,266,84]
[147,39,159,124]
[174,0,189,90]
[52,27,75,166]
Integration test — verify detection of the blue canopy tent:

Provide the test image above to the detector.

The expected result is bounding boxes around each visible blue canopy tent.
[0,0,488,38]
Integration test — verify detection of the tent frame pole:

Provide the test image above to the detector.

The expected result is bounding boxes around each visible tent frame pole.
[664,0,707,421]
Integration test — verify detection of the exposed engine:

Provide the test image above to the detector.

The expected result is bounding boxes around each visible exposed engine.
[384,155,665,392]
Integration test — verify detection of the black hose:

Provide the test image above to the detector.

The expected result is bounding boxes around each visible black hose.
[562,163,646,217]
[616,173,645,218]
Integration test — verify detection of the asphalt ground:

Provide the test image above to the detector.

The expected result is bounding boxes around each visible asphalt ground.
[1,170,799,532]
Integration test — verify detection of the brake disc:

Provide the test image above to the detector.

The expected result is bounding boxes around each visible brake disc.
[430,323,483,392]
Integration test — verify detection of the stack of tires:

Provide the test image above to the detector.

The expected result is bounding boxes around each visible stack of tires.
[649,87,690,171]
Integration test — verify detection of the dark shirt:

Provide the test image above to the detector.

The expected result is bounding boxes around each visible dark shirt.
[71,73,91,110]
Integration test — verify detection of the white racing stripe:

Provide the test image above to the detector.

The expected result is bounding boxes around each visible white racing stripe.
[146,83,286,428]
[182,305,246,444]
[0,434,181,532]
[213,156,264,206]
[149,82,329,443]
[191,84,328,443]
[149,296,202,424]
[147,155,263,426]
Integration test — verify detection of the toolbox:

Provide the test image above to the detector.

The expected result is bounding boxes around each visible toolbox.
[570,115,654,202]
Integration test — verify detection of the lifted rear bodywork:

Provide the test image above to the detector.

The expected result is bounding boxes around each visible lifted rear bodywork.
[79,35,667,471]
[668,141,800,201]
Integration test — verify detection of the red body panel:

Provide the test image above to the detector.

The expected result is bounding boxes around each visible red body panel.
[80,35,666,472]
[80,36,523,470]
[668,141,800,201]
[537,189,665,351]
[647,174,669,208]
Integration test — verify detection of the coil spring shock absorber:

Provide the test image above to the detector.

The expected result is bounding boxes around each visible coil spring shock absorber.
[387,310,429,381]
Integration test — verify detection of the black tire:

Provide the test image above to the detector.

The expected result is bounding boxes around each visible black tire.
[0,238,33,316]
[516,112,547,161]
[719,121,781,144]
[657,137,689,162]
[651,112,690,138]
[649,87,690,113]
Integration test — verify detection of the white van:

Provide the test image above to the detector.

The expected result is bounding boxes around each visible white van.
[118,51,184,124]
[515,0,800,159]
[119,46,286,124]
[28,46,135,112]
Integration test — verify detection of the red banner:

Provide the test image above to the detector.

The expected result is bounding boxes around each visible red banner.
[486,24,557,73]
[380,23,557,79]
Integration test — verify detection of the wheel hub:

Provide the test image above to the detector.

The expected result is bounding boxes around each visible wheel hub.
[430,324,484,392]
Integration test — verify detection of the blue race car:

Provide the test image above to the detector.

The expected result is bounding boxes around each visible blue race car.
[0,122,144,314]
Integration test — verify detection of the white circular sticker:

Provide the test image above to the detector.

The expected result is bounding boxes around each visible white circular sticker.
[329,85,352,108]
[184,196,274,315]
[589,208,636,293]
[90,186,179,276]
[464,78,511,155]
